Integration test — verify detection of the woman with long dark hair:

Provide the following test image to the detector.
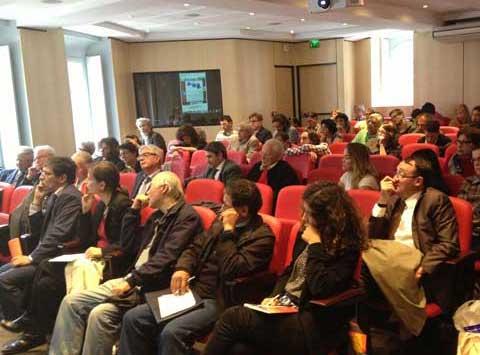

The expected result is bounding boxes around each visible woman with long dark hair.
[340,142,379,191]
[204,181,368,355]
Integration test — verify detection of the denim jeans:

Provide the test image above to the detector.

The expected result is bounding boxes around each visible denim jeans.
[119,299,218,355]
[48,278,137,355]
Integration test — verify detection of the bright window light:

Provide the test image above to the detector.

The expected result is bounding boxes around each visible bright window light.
[86,55,109,144]
[0,45,21,168]
[371,31,413,107]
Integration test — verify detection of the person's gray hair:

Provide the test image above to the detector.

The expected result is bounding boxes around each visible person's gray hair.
[71,150,93,165]
[139,144,164,160]
[78,141,96,155]
[262,139,284,161]
[238,122,253,136]
[151,171,184,201]
[34,145,56,157]
[16,146,34,157]
[136,117,152,127]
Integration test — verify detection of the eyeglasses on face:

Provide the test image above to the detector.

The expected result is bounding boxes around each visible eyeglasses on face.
[394,171,418,179]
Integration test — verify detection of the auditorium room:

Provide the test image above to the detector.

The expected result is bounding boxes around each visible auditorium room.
[1,0,480,354]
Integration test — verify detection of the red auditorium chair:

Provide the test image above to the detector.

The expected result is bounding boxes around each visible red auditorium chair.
[0,184,30,225]
[329,142,348,154]
[249,151,262,166]
[221,140,230,149]
[307,167,343,184]
[189,150,208,177]
[350,120,357,127]
[342,133,356,143]
[444,143,457,163]
[119,172,137,196]
[318,154,344,170]
[140,206,156,226]
[193,205,217,231]
[185,179,224,204]
[347,189,380,221]
[444,174,466,196]
[401,143,439,160]
[227,151,247,165]
[255,183,273,215]
[370,155,399,179]
[284,154,316,182]
[0,182,15,215]
[170,155,190,183]
[440,126,459,135]
[398,133,424,146]
[446,133,457,144]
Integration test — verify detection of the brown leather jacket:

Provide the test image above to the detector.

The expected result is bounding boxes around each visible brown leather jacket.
[369,187,459,274]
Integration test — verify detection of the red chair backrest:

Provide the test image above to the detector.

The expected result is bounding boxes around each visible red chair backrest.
[401,143,439,160]
[318,154,344,170]
[259,213,284,275]
[370,155,399,180]
[329,142,348,154]
[446,133,457,144]
[227,151,246,165]
[444,174,466,196]
[255,183,273,215]
[192,205,217,231]
[347,189,380,220]
[249,151,262,166]
[449,197,472,252]
[8,186,34,214]
[342,133,356,143]
[190,150,208,175]
[274,185,306,220]
[119,173,137,197]
[398,133,424,146]
[440,126,459,135]
[283,154,315,182]
[221,140,230,149]
[350,120,357,128]
[445,144,457,163]
[0,182,14,213]
[307,167,343,184]
[140,206,157,226]
[185,179,224,204]
[438,157,449,175]
[170,156,189,183]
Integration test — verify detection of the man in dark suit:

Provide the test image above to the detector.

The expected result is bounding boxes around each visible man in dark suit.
[130,145,164,198]
[249,112,272,144]
[0,147,34,187]
[0,157,81,331]
[247,139,299,204]
[136,117,167,155]
[203,141,242,186]
[417,119,452,156]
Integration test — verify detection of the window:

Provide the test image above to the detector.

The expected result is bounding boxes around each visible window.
[371,31,413,107]
[0,45,21,168]
[67,55,108,147]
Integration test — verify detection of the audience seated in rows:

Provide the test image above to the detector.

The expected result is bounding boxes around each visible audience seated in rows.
[131,145,164,199]
[215,115,238,143]
[414,112,431,134]
[318,118,340,144]
[247,139,299,204]
[77,141,96,156]
[0,147,34,187]
[124,134,141,147]
[95,137,126,172]
[284,132,330,163]
[249,112,272,144]
[471,106,480,129]
[119,142,142,173]
[417,120,452,157]
[352,113,383,154]
[410,149,449,195]
[272,113,299,145]
[362,153,459,336]
[49,172,203,355]
[203,181,367,354]
[304,112,319,134]
[167,124,206,158]
[335,112,352,138]
[353,104,366,122]
[228,122,261,163]
[458,145,480,250]
[0,161,132,353]
[201,141,242,185]
[119,179,275,355]
[0,158,82,335]
[339,143,379,191]
[421,102,449,126]
[450,104,471,128]
[378,123,400,157]
[71,150,92,192]
[136,117,167,155]
[390,108,415,136]
[448,127,479,177]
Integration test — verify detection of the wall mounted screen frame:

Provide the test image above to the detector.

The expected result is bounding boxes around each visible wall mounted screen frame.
[133,69,223,128]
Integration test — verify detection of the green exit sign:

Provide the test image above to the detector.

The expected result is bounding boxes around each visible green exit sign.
[309,39,320,48]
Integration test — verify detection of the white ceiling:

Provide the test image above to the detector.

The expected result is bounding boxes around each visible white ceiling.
[1,0,480,42]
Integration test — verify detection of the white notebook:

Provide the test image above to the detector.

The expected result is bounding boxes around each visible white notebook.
[158,290,197,318]
[49,253,85,263]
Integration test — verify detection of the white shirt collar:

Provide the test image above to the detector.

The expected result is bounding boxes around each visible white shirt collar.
[404,191,421,208]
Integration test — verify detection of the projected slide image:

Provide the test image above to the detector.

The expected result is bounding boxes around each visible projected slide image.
[179,72,208,113]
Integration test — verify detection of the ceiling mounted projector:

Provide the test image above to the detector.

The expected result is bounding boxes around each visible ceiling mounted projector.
[308,0,365,13]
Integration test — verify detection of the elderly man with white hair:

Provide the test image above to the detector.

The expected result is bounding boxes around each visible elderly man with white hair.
[247,139,299,204]
[49,171,203,355]
[136,117,167,155]
[21,145,56,186]
[0,146,34,187]
[131,145,164,199]
[228,122,261,163]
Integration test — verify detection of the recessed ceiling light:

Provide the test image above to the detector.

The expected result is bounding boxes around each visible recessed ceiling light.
[184,3,190,7]
[194,22,199,25]
[290,30,295,34]
[300,18,305,22]
[422,4,428,8]
[249,12,255,16]
[343,23,348,26]
[245,26,251,30]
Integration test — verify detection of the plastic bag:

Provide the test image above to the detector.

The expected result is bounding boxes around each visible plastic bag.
[454,300,480,355]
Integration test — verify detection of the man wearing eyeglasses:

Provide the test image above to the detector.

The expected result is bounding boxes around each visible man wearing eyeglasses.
[362,154,459,337]
[249,112,272,144]
[131,145,164,199]
[448,127,478,177]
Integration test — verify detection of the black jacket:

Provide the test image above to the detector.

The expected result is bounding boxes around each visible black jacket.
[204,159,242,186]
[29,184,82,263]
[255,127,273,144]
[123,201,203,292]
[417,134,452,157]
[141,131,167,155]
[175,215,275,301]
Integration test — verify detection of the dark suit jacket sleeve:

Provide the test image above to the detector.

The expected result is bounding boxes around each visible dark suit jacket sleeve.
[102,197,132,256]
[368,197,397,239]
[118,207,144,261]
[215,224,274,280]
[29,194,82,263]
[247,163,261,182]
[153,132,167,154]
[130,173,145,199]
[421,194,459,273]
[128,211,202,287]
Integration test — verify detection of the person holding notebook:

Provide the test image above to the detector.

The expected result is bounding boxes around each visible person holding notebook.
[118,179,275,355]
[203,181,367,355]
